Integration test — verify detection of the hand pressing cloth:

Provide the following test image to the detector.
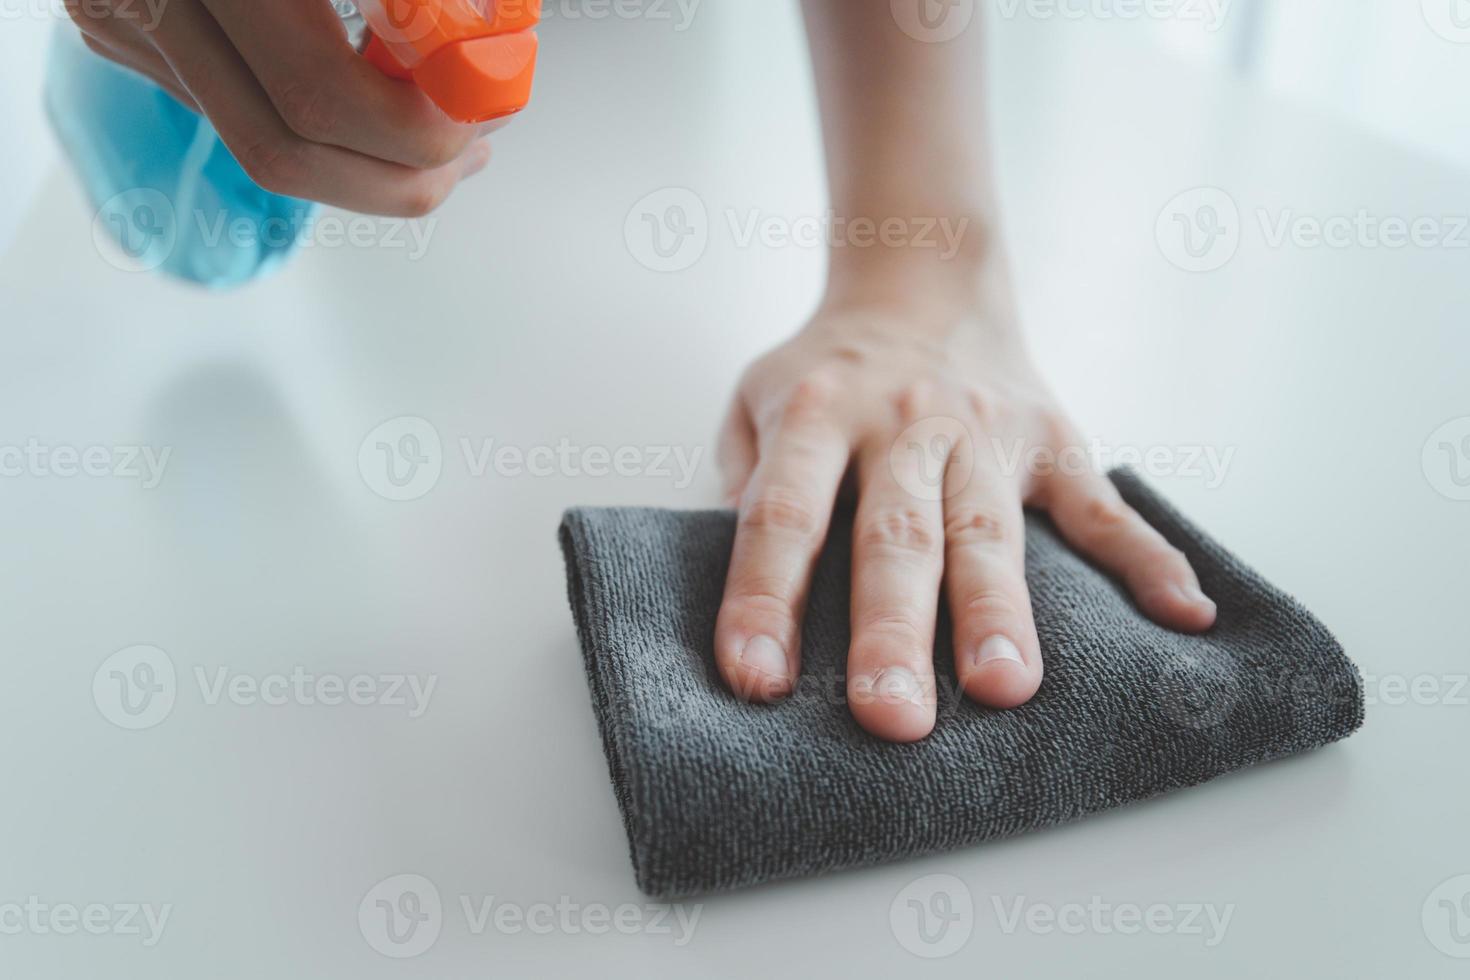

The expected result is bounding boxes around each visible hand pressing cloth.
[558,469,1364,898]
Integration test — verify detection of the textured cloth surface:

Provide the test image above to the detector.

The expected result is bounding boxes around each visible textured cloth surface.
[559,470,1364,898]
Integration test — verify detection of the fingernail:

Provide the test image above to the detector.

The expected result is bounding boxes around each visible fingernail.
[973,635,1025,670]
[854,667,924,706]
[739,635,788,680]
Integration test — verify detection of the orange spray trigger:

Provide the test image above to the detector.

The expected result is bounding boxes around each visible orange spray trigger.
[355,0,540,123]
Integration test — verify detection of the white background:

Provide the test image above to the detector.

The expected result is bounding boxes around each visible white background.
[1,1,1468,977]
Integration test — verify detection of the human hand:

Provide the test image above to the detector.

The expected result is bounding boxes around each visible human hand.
[714,299,1217,742]
[64,0,495,215]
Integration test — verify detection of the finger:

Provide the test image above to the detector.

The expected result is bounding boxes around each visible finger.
[200,0,484,169]
[845,438,946,743]
[1043,468,1217,631]
[62,1,185,98]
[714,377,849,703]
[716,400,757,507]
[145,0,483,215]
[62,0,134,43]
[74,29,202,112]
[943,465,1042,709]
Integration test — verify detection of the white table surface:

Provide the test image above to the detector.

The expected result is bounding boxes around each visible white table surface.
[2,5,1467,978]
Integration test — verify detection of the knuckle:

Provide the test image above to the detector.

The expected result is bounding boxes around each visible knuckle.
[854,611,928,645]
[776,373,836,429]
[235,137,301,195]
[956,587,1024,625]
[725,580,798,617]
[275,80,336,143]
[965,384,1000,423]
[740,488,821,538]
[1040,410,1074,447]
[944,506,1011,548]
[892,380,937,424]
[401,181,450,218]
[1149,545,1194,579]
[857,506,941,557]
[1082,494,1131,531]
[416,130,465,170]
[77,31,110,56]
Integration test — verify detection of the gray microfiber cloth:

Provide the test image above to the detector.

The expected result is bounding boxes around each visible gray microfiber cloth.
[558,469,1364,898]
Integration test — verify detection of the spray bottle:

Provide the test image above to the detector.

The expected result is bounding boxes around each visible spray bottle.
[44,0,539,288]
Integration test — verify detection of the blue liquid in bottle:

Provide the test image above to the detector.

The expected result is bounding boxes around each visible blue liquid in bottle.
[44,26,316,288]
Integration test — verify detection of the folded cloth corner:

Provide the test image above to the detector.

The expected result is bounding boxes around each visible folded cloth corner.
[558,468,1365,898]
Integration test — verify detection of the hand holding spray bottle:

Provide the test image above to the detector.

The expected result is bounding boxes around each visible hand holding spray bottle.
[45,0,540,287]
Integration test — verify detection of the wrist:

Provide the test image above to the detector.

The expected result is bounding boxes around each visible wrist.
[816,217,1022,343]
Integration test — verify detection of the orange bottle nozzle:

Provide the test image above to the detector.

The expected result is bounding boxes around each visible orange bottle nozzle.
[356,0,540,124]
